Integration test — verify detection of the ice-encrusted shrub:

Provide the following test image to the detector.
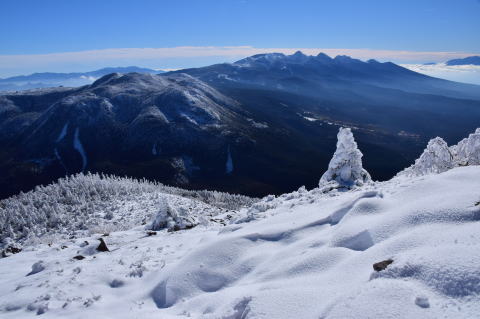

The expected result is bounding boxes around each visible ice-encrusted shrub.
[148,202,197,231]
[398,128,480,177]
[319,127,371,189]
[399,137,454,177]
[451,128,480,166]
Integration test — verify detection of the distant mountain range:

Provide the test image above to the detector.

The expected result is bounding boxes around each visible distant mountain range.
[0,66,162,92]
[1,52,479,199]
[446,56,480,66]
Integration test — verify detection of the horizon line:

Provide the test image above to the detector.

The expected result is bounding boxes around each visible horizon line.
[0,46,479,78]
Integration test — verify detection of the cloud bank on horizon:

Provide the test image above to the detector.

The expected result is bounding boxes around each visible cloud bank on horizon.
[0,46,477,73]
[1,46,479,85]
[402,64,480,85]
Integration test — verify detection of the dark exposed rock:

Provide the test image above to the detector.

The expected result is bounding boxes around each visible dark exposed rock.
[102,233,110,237]
[96,238,109,252]
[167,223,196,232]
[61,245,68,249]
[1,245,22,258]
[73,255,85,260]
[373,259,393,272]
[146,231,157,236]
[109,279,125,288]
[415,296,430,308]
[210,218,226,226]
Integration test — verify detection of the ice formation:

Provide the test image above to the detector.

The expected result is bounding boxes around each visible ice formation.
[319,127,371,188]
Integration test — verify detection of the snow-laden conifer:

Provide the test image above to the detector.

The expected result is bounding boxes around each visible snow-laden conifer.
[319,127,371,189]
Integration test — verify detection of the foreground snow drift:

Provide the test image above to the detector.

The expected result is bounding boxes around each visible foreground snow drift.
[1,166,479,318]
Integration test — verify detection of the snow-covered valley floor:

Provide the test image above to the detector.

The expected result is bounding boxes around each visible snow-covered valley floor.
[1,165,479,318]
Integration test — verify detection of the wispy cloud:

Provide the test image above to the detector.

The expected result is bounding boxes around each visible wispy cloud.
[402,63,480,85]
[0,46,478,77]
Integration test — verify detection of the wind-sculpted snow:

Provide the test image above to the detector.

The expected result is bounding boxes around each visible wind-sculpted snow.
[0,173,255,245]
[1,167,479,318]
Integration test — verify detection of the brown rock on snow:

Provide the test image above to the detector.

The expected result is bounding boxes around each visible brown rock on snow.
[373,259,393,272]
[96,238,110,252]
[1,245,22,258]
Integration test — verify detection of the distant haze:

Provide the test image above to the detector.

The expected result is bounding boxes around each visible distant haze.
[402,64,480,85]
[1,46,479,79]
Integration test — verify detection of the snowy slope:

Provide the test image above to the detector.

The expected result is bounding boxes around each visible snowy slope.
[1,129,480,318]
[0,168,479,318]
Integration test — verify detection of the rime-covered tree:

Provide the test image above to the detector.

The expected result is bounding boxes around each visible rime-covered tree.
[451,128,480,166]
[397,128,480,177]
[399,137,454,176]
[319,127,371,188]
[148,201,197,231]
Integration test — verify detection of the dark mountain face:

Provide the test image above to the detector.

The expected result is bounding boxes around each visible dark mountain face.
[171,51,480,100]
[168,51,480,143]
[0,73,262,198]
[1,52,480,199]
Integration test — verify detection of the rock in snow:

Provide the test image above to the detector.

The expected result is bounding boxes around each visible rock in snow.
[0,127,479,318]
[319,127,371,188]
[96,238,109,252]
[373,259,394,272]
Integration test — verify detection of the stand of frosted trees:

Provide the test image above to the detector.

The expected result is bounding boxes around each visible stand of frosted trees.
[0,173,255,245]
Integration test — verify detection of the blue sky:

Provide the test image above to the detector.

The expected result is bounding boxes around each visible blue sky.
[0,0,479,77]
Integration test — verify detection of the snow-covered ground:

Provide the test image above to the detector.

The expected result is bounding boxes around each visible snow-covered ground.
[1,129,479,318]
